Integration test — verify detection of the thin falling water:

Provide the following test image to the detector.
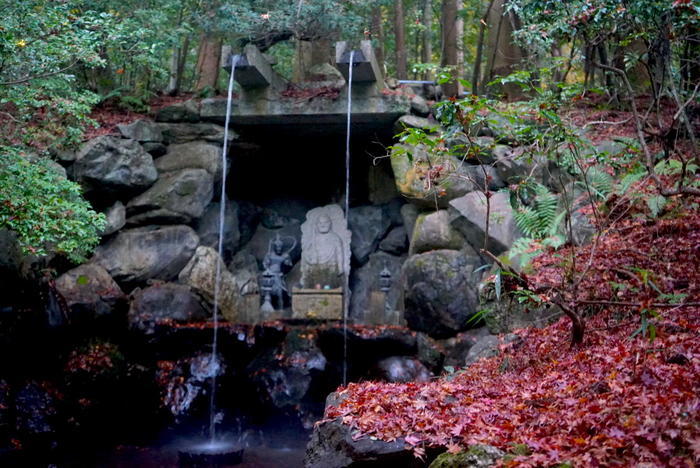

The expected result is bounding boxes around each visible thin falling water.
[210,54,239,442]
[343,50,354,386]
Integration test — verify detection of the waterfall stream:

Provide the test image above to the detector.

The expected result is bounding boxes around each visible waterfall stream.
[343,50,354,386]
[210,54,239,442]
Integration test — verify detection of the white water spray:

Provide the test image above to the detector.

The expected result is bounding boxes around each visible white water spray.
[343,50,354,386]
[210,54,239,442]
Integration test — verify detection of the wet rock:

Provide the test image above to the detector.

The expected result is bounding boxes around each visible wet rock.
[117,119,163,142]
[141,141,168,157]
[449,191,522,255]
[155,141,225,182]
[373,356,432,383]
[157,123,235,145]
[178,246,238,322]
[55,263,125,322]
[159,353,223,418]
[428,445,504,468]
[128,283,208,334]
[305,418,432,468]
[195,199,240,262]
[73,136,157,196]
[409,210,464,255]
[100,201,126,236]
[155,100,200,123]
[247,329,327,428]
[126,169,214,225]
[379,226,408,255]
[402,250,481,338]
[349,252,405,324]
[93,225,199,286]
[348,206,392,265]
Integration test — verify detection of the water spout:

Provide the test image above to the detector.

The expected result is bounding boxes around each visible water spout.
[343,50,354,386]
[210,53,239,442]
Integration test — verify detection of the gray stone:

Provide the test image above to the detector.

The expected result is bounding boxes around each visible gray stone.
[394,114,438,134]
[382,197,406,227]
[157,122,235,145]
[93,225,199,286]
[373,356,432,383]
[195,200,240,262]
[155,141,225,182]
[428,445,504,468]
[379,226,408,255]
[117,119,163,142]
[300,205,351,289]
[227,251,260,322]
[409,210,464,255]
[349,252,405,324]
[410,94,430,117]
[440,327,493,369]
[449,191,522,255]
[178,246,239,322]
[141,142,167,157]
[245,222,302,268]
[55,263,125,319]
[100,201,126,236]
[493,146,543,185]
[558,183,596,246]
[348,205,391,265]
[305,418,424,468]
[463,334,499,366]
[128,283,208,334]
[155,99,200,123]
[126,169,214,224]
[402,250,481,338]
[400,204,420,243]
[368,162,400,204]
[236,201,262,246]
[73,136,157,195]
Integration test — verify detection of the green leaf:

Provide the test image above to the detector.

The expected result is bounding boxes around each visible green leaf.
[646,195,667,218]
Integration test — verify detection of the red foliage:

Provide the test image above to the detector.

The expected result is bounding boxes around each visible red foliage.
[324,208,700,466]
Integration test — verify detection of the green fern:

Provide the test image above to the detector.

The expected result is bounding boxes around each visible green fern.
[513,183,559,238]
[578,166,614,199]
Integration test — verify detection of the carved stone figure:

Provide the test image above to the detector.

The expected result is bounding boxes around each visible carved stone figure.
[300,205,351,288]
[260,234,295,311]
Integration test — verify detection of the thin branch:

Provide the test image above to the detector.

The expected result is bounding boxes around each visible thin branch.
[0,59,80,86]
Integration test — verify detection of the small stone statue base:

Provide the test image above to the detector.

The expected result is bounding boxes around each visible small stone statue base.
[291,288,343,320]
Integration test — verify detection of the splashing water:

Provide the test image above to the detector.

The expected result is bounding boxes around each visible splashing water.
[210,54,239,442]
[343,50,354,386]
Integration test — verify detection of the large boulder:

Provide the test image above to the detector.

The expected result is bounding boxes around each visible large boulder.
[348,206,392,265]
[177,246,238,322]
[126,169,214,225]
[400,203,420,243]
[117,119,163,143]
[54,264,126,320]
[72,136,157,196]
[155,100,200,123]
[128,283,208,334]
[194,200,240,262]
[409,210,464,255]
[379,226,408,255]
[349,252,405,324]
[372,356,432,383]
[92,225,199,286]
[305,418,431,468]
[154,141,225,182]
[402,250,481,338]
[448,191,522,255]
[100,201,126,236]
[157,123,234,145]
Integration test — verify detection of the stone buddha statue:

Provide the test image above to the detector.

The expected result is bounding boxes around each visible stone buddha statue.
[300,205,351,288]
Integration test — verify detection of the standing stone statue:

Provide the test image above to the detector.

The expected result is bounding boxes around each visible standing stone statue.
[260,234,295,311]
[300,205,351,289]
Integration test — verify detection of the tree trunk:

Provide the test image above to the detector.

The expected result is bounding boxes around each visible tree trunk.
[421,0,433,79]
[395,0,408,79]
[484,0,525,99]
[371,9,385,70]
[472,0,496,94]
[441,0,460,97]
[194,32,222,93]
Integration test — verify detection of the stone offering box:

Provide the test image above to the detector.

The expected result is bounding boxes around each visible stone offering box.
[292,288,343,320]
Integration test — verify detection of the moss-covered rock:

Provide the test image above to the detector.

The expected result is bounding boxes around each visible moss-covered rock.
[428,445,504,468]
